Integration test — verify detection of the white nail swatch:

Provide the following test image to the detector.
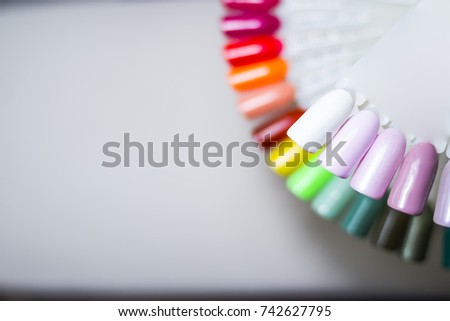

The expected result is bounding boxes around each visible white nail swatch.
[287,89,354,153]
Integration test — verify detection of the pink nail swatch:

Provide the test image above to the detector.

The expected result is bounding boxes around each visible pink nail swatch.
[388,143,438,215]
[222,0,280,12]
[350,128,406,200]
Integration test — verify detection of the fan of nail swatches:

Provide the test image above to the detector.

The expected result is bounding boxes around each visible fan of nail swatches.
[220,0,449,268]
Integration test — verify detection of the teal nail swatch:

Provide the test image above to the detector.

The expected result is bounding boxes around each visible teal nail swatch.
[443,227,450,269]
[311,176,355,220]
[400,206,433,263]
[341,192,387,238]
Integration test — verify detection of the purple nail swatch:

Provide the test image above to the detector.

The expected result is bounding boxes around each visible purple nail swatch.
[220,13,280,39]
[388,143,438,215]
[434,160,450,227]
[350,128,406,200]
[320,110,379,178]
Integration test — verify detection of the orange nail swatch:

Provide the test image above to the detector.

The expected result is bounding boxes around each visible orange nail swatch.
[228,58,287,91]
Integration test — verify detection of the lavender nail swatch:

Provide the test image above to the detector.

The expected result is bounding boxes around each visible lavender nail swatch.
[350,128,406,200]
[320,110,379,178]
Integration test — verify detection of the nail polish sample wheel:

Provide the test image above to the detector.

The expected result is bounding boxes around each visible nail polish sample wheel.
[219,0,449,269]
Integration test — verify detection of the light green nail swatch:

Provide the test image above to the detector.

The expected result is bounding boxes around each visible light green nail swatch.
[286,164,334,201]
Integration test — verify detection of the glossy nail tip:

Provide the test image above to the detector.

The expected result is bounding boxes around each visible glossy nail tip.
[268,139,304,177]
[401,207,433,263]
[286,151,333,201]
[350,128,406,200]
[434,160,450,227]
[221,13,280,39]
[427,153,447,209]
[319,110,379,178]
[372,209,410,251]
[443,228,450,269]
[222,0,280,11]
[287,89,354,153]
[239,82,295,118]
[388,143,438,215]
[228,58,287,92]
[286,166,333,202]
[341,192,387,238]
[252,109,304,147]
[311,177,355,220]
[224,36,282,67]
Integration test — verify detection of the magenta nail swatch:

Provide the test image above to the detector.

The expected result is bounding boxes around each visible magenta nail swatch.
[320,110,379,178]
[388,143,438,215]
[222,0,280,11]
[221,13,280,39]
[434,160,450,227]
[350,128,406,199]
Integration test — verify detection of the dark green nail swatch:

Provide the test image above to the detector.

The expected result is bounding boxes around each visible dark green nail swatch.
[400,206,433,263]
[372,209,410,251]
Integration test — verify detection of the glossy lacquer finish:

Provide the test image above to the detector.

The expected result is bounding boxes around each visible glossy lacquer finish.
[286,152,334,201]
[443,228,450,269]
[287,89,354,153]
[224,36,283,67]
[401,206,434,262]
[434,160,450,227]
[221,13,280,39]
[388,143,438,215]
[222,0,280,12]
[427,153,447,207]
[341,192,388,238]
[311,177,355,221]
[228,58,287,91]
[351,128,406,200]
[372,209,410,251]
[252,109,304,147]
[268,138,305,177]
[320,110,379,178]
[238,81,295,118]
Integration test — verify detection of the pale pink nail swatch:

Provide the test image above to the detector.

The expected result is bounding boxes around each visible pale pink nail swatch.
[434,160,450,227]
[350,128,406,200]
[320,110,379,178]
[388,143,438,215]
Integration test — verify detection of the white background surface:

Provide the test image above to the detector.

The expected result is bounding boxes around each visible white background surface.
[0,1,450,297]
[343,0,450,147]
